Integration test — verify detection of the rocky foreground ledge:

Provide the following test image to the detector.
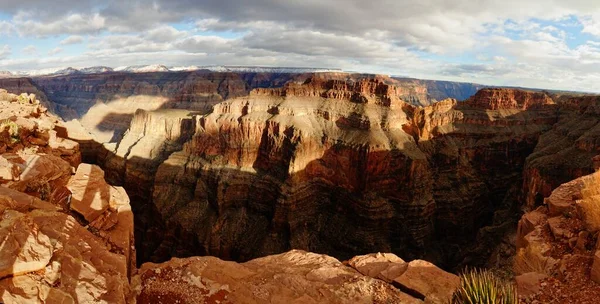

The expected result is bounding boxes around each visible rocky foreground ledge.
[0,90,459,303]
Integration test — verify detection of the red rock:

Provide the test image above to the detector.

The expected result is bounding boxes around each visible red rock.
[134,250,422,304]
[547,217,573,240]
[591,250,600,284]
[515,272,547,297]
[392,259,460,303]
[516,206,547,248]
[347,252,408,283]
[464,88,554,110]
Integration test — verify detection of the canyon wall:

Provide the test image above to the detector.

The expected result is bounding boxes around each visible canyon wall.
[26,72,485,146]
[13,71,600,272]
[99,77,568,269]
[0,88,463,304]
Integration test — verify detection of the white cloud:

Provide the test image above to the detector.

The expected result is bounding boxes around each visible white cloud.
[60,35,84,45]
[15,12,105,37]
[48,47,63,56]
[22,45,37,55]
[0,45,10,60]
[3,1,600,91]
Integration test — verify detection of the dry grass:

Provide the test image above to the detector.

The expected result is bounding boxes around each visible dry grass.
[513,244,551,275]
[580,173,600,232]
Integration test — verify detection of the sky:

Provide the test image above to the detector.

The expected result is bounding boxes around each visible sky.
[2,1,600,92]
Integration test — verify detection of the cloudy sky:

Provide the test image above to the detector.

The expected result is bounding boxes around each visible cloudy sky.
[2,1,600,91]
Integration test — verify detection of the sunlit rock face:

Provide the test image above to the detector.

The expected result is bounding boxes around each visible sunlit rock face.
[30,71,299,144]
[109,80,561,269]
[133,250,459,304]
[20,69,600,271]
[27,71,483,145]
[0,91,134,303]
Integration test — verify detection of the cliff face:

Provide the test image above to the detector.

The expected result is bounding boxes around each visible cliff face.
[522,96,600,208]
[514,171,600,301]
[31,71,294,144]
[0,91,134,303]
[0,88,461,304]
[28,72,481,145]
[18,69,600,273]
[395,78,487,103]
[100,82,560,269]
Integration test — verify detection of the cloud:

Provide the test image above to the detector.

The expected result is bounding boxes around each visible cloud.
[0,45,10,59]
[60,35,84,45]
[15,12,105,37]
[0,21,15,36]
[22,45,37,55]
[2,1,600,91]
[48,47,63,56]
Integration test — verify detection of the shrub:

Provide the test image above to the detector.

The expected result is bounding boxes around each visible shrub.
[452,268,518,304]
[0,119,20,143]
[580,173,600,232]
[513,243,551,275]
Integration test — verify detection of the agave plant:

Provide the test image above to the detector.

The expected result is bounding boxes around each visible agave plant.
[452,268,518,304]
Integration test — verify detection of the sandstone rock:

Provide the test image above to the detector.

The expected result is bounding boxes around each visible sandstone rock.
[576,231,590,251]
[464,88,554,110]
[591,250,600,284]
[0,153,72,201]
[66,163,135,272]
[134,250,422,304]
[347,252,408,283]
[0,194,130,303]
[515,272,548,297]
[67,164,112,222]
[516,206,547,248]
[392,259,460,303]
[547,216,573,240]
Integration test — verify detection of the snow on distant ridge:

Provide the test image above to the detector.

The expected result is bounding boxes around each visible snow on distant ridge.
[80,66,114,74]
[114,64,170,73]
[3,65,342,77]
[198,66,342,73]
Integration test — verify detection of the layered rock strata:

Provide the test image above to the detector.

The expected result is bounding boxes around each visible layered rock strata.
[108,82,559,268]
[0,88,460,304]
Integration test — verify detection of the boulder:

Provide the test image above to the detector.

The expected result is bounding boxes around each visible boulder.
[0,188,130,303]
[392,259,460,303]
[515,272,547,297]
[134,250,420,304]
[67,164,112,222]
[347,252,408,283]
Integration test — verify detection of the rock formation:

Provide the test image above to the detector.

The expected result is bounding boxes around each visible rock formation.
[0,91,134,303]
[0,87,461,304]
[133,250,458,304]
[93,79,560,269]
[26,72,487,146]
[514,171,600,302]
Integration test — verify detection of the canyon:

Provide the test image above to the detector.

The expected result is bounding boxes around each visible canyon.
[1,71,600,302]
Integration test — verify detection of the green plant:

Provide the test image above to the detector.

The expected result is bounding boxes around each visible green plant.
[452,268,518,304]
[0,119,20,143]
